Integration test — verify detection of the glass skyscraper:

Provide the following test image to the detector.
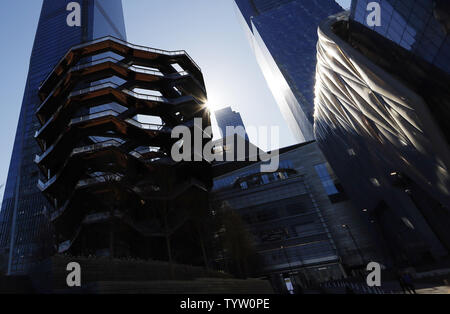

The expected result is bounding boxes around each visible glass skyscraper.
[234,0,343,142]
[215,106,249,141]
[351,0,450,74]
[0,0,126,274]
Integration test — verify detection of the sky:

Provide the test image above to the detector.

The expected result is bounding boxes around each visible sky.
[0,0,351,202]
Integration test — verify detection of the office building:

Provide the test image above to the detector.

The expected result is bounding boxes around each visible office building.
[212,141,382,289]
[234,0,343,142]
[351,0,450,74]
[215,106,249,141]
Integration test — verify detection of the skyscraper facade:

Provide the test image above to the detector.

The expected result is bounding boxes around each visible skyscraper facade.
[215,106,249,140]
[234,0,343,142]
[314,1,450,268]
[351,0,450,74]
[0,0,126,274]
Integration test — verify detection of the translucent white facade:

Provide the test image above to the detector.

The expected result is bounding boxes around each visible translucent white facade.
[314,13,450,265]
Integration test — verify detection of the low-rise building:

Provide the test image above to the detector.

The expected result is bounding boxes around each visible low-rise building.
[211,141,382,289]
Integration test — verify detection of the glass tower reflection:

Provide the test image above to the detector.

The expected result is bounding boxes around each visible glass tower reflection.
[351,0,450,74]
[0,0,126,274]
[234,0,343,143]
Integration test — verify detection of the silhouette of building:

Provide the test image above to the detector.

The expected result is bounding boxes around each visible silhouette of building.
[35,36,211,263]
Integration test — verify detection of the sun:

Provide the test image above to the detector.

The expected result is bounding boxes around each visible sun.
[205,101,218,112]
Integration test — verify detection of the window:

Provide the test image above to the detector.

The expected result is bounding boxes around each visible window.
[240,182,248,190]
[314,163,339,196]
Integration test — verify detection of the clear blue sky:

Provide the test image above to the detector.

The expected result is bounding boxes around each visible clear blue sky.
[0,0,351,201]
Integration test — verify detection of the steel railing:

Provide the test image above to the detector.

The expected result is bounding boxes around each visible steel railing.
[40,35,201,90]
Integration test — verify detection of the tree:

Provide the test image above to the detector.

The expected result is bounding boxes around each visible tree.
[190,203,215,271]
[213,202,261,279]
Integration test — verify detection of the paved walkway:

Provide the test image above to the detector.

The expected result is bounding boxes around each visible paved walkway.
[416,285,450,294]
